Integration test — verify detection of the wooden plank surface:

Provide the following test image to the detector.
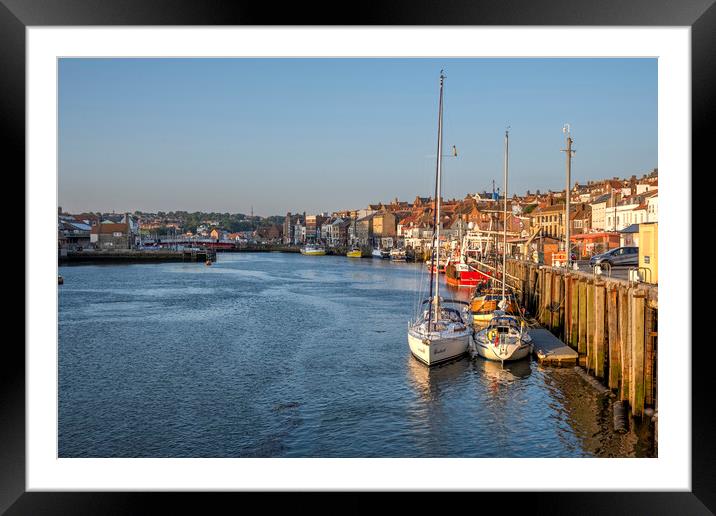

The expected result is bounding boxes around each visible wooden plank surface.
[529,328,578,366]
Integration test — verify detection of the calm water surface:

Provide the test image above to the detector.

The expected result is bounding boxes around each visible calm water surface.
[58,253,653,457]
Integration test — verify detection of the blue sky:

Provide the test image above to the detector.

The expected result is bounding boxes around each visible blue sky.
[58,58,657,216]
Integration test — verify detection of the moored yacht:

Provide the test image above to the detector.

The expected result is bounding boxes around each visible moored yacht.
[408,299,473,366]
[471,129,531,362]
[471,311,533,362]
[407,71,472,367]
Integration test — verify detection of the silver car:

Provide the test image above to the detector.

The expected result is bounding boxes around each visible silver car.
[589,246,639,267]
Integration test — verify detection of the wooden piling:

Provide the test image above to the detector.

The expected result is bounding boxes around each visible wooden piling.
[552,272,562,335]
[594,282,606,379]
[529,267,538,314]
[504,260,657,422]
[645,306,655,407]
[586,280,595,374]
[559,275,566,340]
[578,280,587,355]
[569,277,579,349]
[543,270,552,327]
[607,286,620,390]
[620,287,632,403]
[631,290,646,417]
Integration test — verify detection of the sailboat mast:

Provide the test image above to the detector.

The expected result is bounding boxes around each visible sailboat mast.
[433,71,445,325]
[502,129,509,302]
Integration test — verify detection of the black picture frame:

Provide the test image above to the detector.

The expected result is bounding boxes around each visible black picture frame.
[5,0,710,513]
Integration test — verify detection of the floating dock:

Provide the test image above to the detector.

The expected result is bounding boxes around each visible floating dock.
[528,328,578,366]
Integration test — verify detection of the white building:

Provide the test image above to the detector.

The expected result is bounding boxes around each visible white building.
[605,197,649,231]
[636,183,658,195]
[292,222,305,245]
[646,193,659,222]
[327,218,348,247]
[589,193,611,231]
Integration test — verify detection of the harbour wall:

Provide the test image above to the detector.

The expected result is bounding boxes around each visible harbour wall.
[505,259,658,419]
[59,249,216,264]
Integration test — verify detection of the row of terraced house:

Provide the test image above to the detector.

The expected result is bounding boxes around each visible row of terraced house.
[281,168,658,260]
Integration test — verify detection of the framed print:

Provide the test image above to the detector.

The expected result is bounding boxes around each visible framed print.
[5,0,712,513]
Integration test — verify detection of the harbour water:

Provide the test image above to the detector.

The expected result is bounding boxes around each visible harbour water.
[58,253,653,457]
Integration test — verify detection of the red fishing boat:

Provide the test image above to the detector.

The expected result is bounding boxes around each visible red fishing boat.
[445,255,490,287]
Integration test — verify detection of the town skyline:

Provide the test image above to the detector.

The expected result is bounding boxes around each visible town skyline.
[59,58,657,216]
[59,166,656,219]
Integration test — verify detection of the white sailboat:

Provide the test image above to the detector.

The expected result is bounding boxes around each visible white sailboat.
[408,71,472,367]
[471,129,532,363]
[300,243,326,255]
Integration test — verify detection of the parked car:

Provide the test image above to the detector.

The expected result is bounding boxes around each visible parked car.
[589,246,639,267]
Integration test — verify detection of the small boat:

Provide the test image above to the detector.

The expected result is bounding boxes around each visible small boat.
[445,255,490,288]
[372,247,390,259]
[470,285,519,326]
[390,248,406,261]
[408,71,472,367]
[300,244,326,255]
[205,259,212,266]
[471,311,533,362]
[58,275,64,285]
[346,246,362,258]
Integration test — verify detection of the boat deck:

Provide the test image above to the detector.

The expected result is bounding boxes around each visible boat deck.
[527,328,578,366]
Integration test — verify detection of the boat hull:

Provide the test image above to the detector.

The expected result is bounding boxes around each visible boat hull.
[470,295,518,325]
[445,264,490,288]
[346,250,362,258]
[472,336,532,362]
[408,330,471,366]
[301,250,326,255]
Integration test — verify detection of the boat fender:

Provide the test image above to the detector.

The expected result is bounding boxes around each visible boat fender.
[613,400,628,434]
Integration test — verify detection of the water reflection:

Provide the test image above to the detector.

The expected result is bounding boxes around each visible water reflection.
[406,355,471,402]
[475,357,533,384]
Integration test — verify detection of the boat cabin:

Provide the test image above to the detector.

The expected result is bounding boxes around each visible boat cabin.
[487,313,523,332]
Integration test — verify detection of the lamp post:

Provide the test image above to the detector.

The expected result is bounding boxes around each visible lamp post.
[562,124,575,267]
